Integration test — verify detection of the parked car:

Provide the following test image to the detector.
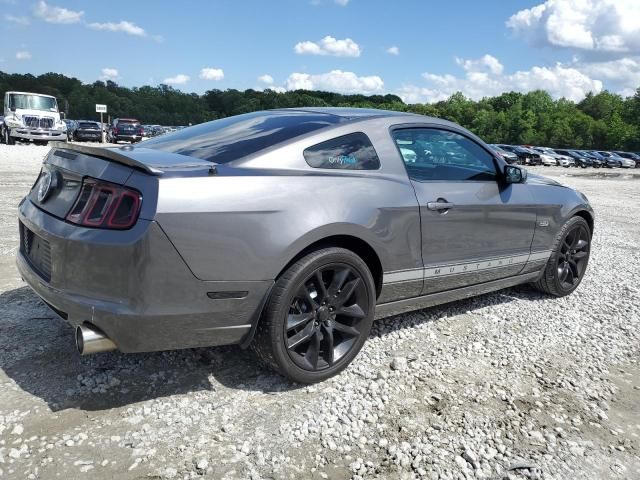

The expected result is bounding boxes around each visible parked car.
[17,108,594,383]
[529,147,557,166]
[489,144,518,164]
[63,119,76,141]
[496,145,542,165]
[532,146,572,167]
[597,151,635,168]
[107,118,143,144]
[587,151,621,168]
[578,151,604,168]
[74,121,102,142]
[554,149,592,168]
[614,151,640,168]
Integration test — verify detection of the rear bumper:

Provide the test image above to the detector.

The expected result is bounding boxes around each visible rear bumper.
[75,131,102,140]
[115,134,141,142]
[17,198,272,352]
[11,128,66,141]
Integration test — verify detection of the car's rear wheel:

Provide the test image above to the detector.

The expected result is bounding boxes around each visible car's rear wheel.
[253,247,376,383]
[534,216,591,297]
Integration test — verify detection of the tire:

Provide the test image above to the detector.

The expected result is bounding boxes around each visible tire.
[533,216,591,297]
[252,247,376,383]
[4,127,15,145]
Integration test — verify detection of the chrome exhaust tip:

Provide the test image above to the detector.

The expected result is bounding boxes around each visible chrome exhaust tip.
[75,324,117,355]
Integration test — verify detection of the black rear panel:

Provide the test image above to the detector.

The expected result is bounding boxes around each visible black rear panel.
[20,221,51,281]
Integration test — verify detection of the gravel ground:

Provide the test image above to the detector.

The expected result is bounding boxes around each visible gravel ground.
[0,143,638,480]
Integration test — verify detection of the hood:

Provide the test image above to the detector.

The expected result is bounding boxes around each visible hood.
[526,172,565,187]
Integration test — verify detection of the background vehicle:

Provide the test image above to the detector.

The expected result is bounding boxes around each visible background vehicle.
[533,146,571,166]
[597,151,635,168]
[497,145,541,165]
[107,118,143,144]
[614,151,640,168]
[587,151,620,168]
[1,91,67,145]
[489,144,518,164]
[555,149,592,168]
[17,108,594,383]
[73,120,102,142]
[579,151,604,168]
[63,119,76,141]
[530,147,557,166]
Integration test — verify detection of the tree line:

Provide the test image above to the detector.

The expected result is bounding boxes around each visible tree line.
[2,71,639,151]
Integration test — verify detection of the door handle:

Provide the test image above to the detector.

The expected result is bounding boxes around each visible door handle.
[427,200,454,211]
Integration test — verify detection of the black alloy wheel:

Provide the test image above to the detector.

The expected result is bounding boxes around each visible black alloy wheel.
[556,224,590,290]
[284,264,369,371]
[252,247,375,383]
[534,216,591,296]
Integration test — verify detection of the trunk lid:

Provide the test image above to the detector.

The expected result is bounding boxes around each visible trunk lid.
[29,143,213,221]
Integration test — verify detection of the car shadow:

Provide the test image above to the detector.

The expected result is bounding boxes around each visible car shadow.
[0,283,544,412]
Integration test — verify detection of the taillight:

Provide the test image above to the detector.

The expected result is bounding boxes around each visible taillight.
[138,127,143,135]
[66,178,142,229]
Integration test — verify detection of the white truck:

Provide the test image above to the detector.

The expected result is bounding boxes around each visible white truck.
[2,91,67,145]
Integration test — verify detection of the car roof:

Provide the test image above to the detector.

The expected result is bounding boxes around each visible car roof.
[279,107,415,119]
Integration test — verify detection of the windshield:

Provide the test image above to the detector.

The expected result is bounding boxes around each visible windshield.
[8,93,58,112]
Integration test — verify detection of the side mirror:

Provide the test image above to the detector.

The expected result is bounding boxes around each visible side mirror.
[504,165,527,184]
[10,106,16,112]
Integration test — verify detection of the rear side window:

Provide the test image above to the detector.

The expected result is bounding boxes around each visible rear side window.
[303,132,380,170]
[143,110,345,164]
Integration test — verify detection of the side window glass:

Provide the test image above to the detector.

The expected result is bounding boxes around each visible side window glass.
[304,132,380,170]
[392,128,497,181]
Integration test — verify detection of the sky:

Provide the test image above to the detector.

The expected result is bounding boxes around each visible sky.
[1,0,639,103]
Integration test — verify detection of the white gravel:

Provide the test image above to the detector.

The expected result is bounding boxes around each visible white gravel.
[0,143,638,479]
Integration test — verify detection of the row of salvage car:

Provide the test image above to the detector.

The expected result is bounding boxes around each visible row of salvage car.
[490,144,640,168]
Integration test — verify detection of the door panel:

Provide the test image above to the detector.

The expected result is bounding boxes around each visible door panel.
[391,127,537,295]
[411,180,537,294]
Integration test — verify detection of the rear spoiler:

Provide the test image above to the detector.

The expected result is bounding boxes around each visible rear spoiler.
[50,142,164,176]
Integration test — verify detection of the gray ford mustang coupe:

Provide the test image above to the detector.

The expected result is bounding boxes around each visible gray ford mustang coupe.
[18,108,594,383]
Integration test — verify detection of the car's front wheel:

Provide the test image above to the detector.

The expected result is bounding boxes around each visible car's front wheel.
[534,216,591,297]
[253,247,376,383]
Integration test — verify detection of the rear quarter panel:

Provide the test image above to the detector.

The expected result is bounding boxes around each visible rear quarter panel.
[155,172,421,282]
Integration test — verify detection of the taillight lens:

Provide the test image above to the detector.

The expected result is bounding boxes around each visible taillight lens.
[66,178,142,229]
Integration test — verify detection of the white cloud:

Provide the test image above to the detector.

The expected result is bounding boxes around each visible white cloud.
[455,53,503,75]
[33,0,83,24]
[199,68,224,80]
[268,86,287,93]
[88,21,146,37]
[386,46,400,56]
[578,57,640,96]
[286,70,384,94]
[335,0,350,5]
[396,54,603,103]
[507,0,640,56]
[15,50,31,60]
[257,74,274,85]
[101,67,118,80]
[5,14,30,25]
[163,74,190,85]
[294,36,361,57]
